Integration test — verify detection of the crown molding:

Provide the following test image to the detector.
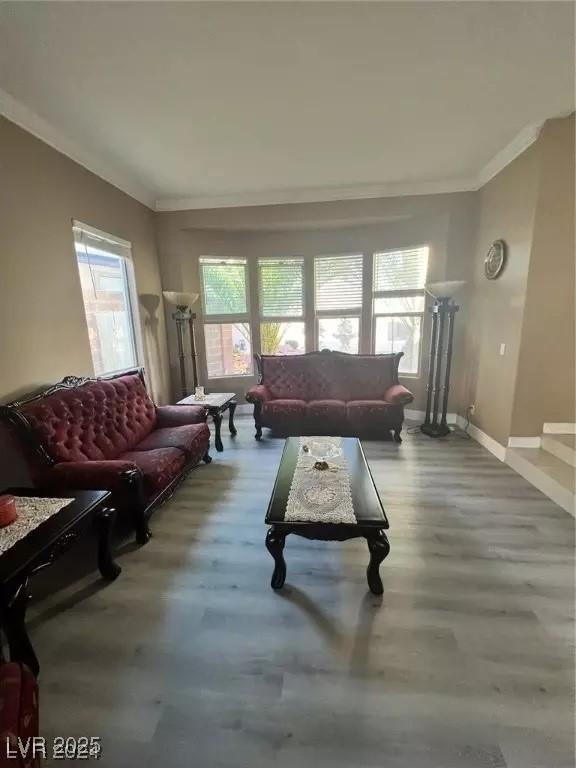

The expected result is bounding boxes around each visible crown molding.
[475,121,543,188]
[154,177,478,212]
[0,88,155,209]
[0,86,544,213]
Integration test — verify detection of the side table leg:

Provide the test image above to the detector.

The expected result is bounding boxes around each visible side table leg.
[97,508,122,581]
[265,526,287,590]
[366,530,390,595]
[3,581,39,677]
[213,411,224,452]
[228,400,238,436]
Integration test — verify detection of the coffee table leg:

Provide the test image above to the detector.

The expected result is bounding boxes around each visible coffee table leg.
[366,530,390,595]
[3,580,39,677]
[228,400,237,436]
[213,411,224,452]
[97,508,122,581]
[265,526,286,590]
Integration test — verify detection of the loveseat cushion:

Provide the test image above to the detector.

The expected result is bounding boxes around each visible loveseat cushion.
[347,400,399,429]
[307,399,347,420]
[133,423,209,461]
[118,447,187,496]
[260,356,331,400]
[328,354,401,400]
[263,399,308,422]
[19,374,156,462]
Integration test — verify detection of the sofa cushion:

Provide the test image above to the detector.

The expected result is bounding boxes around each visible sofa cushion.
[20,374,156,462]
[307,399,347,420]
[118,447,186,497]
[133,423,209,460]
[329,354,400,400]
[263,399,308,421]
[347,400,399,429]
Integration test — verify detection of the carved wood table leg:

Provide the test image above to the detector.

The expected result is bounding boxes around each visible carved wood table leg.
[213,411,224,452]
[366,530,390,595]
[265,526,287,590]
[228,400,238,436]
[3,580,39,677]
[96,508,122,581]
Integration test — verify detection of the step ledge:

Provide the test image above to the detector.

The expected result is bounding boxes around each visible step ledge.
[506,449,575,516]
[508,436,541,448]
[541,434,576,468]
[543,422,576,434]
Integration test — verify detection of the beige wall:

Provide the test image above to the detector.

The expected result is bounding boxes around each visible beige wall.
[511,115,575,435]
[462,113,575,446]
[156,194,478,408]
[0,116,170,405]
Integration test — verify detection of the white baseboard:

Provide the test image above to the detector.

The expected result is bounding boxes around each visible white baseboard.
[455,415,507,461]
[543,423,576,434]
[508,436,542,449]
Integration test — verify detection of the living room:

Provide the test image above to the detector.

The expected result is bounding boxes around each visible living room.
[0,2,574,767]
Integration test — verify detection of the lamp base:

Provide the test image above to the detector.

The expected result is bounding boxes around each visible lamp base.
[420,422,451,438]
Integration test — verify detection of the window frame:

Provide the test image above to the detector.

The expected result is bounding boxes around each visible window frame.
[313,253,363,353]
[199,257,253,378]
[371,246,429,377]
[73,221,141,377]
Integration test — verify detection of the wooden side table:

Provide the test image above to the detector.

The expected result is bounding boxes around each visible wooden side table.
[0,489,121,676]
[177,392,237,452]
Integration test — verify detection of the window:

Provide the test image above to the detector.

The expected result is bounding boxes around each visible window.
[314,254,363,353]
[73,222,139,376]
[258,258,305,355]
[372,246,429,374]
[200,258,252,377]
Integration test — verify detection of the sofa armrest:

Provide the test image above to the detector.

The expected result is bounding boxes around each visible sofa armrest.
[246,385,271,404]
[42,460,141,493]
[384,384,414,405]
[156,405,207,427]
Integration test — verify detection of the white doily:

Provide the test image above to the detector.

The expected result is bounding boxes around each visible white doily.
[284,438,356,524]
[0,496,73,554]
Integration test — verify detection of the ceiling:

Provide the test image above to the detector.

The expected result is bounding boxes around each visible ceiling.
[0,2,574,210]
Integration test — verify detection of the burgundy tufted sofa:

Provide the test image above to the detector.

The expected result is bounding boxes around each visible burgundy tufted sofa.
[0,370,211,543]
[246,351,414,442]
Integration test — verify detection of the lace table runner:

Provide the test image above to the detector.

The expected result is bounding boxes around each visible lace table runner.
[285,437,356,524]
[0,497,73,555]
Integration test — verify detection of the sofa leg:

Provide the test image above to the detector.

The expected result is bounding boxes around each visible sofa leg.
[253,401,263,440]
[135,510,152,546]
[203,450,212,464]
[255,425,263,441]
[393,428,402,444]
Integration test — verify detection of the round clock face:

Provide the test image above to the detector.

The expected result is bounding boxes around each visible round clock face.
[485,239,506,280]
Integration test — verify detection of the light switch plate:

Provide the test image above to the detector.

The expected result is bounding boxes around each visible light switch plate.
[499,343,506,356]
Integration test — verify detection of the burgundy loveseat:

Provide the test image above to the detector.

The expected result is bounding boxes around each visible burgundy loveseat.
[0,370,211,544]
[246,350,414,442]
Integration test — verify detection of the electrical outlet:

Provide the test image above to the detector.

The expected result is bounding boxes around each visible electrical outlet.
[468,403,476,415]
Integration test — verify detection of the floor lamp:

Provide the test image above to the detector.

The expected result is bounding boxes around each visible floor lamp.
[421,281,465,438]
[163,291,199,399]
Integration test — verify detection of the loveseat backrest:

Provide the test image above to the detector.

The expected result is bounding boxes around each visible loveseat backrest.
[14,373,156,463]
[260,352,401,401]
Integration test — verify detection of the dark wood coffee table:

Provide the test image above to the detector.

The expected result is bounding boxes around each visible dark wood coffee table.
[177,392,237,452]
[0,488,121,676]
[265,437,390,594]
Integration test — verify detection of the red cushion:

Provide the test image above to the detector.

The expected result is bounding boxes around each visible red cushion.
[263,399,308,420]
[133,424,209,458]
[260,357,331,400]
[118,447,186,496]
[20,374,156,462]
[347,400,396,427]
[307,399,347,420]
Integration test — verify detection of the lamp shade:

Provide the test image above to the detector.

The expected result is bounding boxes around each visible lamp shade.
[425,281,466,299]
[162,291,199,309]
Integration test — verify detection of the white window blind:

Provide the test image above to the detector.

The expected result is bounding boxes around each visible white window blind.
[373,247,429,292]
[258,258,304,318]
[314,254,363,311]
[200,258,248,316]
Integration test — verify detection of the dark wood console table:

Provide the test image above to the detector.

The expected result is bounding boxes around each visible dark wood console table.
[0,489,121,676]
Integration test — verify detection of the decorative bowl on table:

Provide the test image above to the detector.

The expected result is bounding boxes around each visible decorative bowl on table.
[302,438,342,470]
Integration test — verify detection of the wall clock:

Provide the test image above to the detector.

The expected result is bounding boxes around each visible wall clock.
[484,239,507,280]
